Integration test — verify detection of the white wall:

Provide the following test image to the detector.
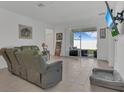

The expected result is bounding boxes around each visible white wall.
[65,28,73,56]
[0,8,53,68]
[107,29,115,67]
[97,12,115,67]
[97,14,109,61]
[45,29,54,55]
[114,2,124,79]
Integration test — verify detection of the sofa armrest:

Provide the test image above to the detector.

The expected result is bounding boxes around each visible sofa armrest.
[46,60,62,71]
[41,60,62,88]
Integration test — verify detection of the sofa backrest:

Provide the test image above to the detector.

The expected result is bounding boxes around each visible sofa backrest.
[0,48,12,72]
[31,46,40,51]
[5,48,22,75]
[21,46,40,55]
[6,48,20,65]
[15,50,47,73]
[21,46,40,51]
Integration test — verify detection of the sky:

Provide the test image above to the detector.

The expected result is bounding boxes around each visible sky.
[74,31,97,40]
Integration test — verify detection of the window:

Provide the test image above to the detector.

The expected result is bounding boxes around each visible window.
[73,32,81,49]
[73,31,97,49]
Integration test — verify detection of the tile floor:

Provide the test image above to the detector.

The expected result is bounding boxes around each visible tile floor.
[0,56,118,92]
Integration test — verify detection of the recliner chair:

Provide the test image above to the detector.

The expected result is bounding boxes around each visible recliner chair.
[15,49,62,88]
[1,45,62,89]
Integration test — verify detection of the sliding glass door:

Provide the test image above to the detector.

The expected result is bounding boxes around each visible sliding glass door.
[81,32,97,50]
[73,31,97,57]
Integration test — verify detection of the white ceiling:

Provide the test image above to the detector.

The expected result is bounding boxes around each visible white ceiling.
[0,1,116,26]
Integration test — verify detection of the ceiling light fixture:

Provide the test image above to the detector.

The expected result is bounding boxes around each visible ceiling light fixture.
[37,3,45,8]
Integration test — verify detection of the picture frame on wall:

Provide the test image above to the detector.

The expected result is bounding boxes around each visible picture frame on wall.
[19,24,32,39]
[56,33,63,40]
[100,28,106,39]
